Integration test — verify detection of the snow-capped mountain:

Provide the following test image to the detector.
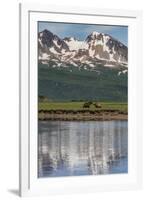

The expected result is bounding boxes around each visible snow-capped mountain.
[38,29,69,54]
[38,29,128,68]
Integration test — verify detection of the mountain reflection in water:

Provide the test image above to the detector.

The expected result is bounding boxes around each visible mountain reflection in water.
[38,120,128,177]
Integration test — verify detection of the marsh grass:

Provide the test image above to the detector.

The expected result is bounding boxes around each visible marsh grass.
[38,101,127,112]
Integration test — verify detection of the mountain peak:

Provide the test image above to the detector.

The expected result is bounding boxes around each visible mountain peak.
[38,29,128,67]
[40,29,54,37]
[91,31,101,36]
[86,31,104,43]
[39,29,69,51]
[43,29,52,33]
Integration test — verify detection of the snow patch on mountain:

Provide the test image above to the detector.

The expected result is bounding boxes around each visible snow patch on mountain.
[63,37,88,51]
[38,29,128,70]
[118,69,128,76]
[89,48,95,57]
[39,53,50,60]
[49,47,60,54]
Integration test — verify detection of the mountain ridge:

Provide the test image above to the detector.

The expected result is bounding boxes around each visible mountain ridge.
[38,29,128,69]
[38,29,128,67]
[38,29,128,101]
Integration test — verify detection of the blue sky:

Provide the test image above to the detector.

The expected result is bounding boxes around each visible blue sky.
[38,22,128,46]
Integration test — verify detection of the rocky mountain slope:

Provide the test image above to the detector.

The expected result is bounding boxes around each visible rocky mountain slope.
[38,29,128,101]
[38,29,128,69]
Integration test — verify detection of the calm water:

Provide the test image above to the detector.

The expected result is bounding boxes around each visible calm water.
[38,120,128,178]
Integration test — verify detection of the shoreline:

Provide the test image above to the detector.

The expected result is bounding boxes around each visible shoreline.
[38,110,128,121]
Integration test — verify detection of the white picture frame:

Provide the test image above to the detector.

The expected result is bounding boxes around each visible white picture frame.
[19,3,143,197]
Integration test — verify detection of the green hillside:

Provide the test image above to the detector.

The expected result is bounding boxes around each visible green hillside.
[38,63,128,102]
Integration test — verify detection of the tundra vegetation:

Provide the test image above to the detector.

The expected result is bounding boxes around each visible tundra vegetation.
[38,100,127,121]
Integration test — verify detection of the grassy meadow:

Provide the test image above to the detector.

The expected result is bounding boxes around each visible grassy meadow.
[38,101,127,112]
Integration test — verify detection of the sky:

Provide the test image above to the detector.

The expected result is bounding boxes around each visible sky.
[38,22,128,46]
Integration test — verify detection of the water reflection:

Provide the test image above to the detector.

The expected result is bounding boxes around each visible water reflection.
[38,120,128,177]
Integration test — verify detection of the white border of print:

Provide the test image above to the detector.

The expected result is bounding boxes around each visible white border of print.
[19,3,143,197]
